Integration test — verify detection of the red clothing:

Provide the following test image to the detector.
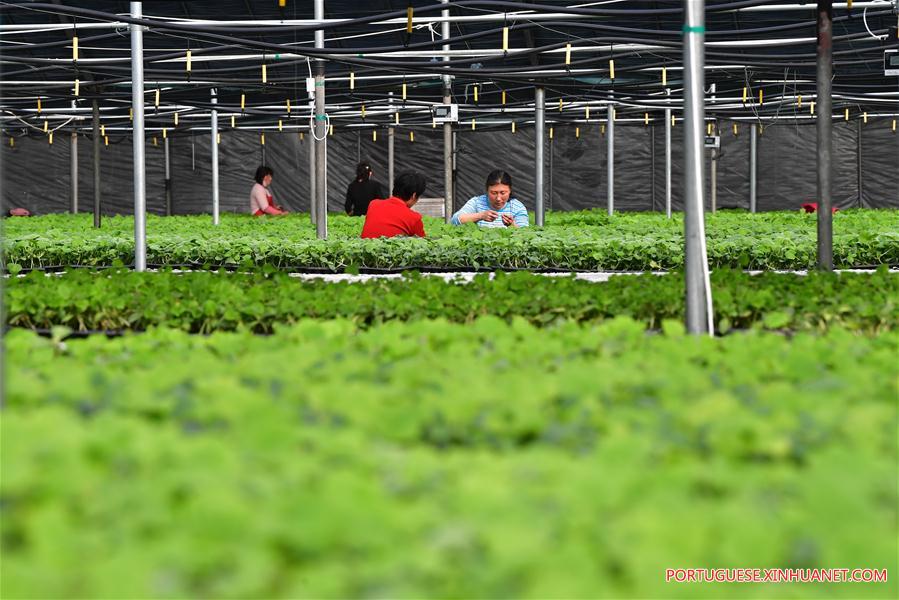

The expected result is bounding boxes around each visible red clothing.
[360,197,426,239]
[253,192,274,216]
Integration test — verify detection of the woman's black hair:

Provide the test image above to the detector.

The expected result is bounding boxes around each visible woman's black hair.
[254,165,274,184]
[485,170,512,189]
[392,171,427,201]
[355,161,373,182]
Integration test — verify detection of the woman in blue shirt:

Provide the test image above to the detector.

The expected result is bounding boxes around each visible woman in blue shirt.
[451,170,529,228]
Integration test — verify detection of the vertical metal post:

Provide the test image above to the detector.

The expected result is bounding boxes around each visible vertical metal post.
[442,0,453,221]
[710,148,717,213]
[607,103,614,216]
[856,118,862,207]
[816,0,833,270]
[665,88,672,218]
[388,125,395,194]
[683,0,711,335]
[309,128,316,221]
[651,124,656,211]
[314,0,327,239]
[750,123,758,212]
[211,88,219,225]
[549,135,554,211]
[130,1,146,272]
[535,86,545,226]
[388,91,395,194]
[164,135,172,216]
[70,101,78,214]
[92,98,101,228]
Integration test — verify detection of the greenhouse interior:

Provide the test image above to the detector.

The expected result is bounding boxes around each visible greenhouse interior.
[1,0,898,598]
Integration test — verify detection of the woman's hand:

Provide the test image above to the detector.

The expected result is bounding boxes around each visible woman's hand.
[480,210,500,222]
[501,213,516,227]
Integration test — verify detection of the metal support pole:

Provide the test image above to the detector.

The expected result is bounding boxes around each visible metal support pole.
[211,88,219,225]
[535,86,545,226]
[356,130,361,164]
[856,118,863,207]
[710,147,717,213]
[314,0,327,239]
[70,109,78,214]
[816,0,833,270]
[442,0,453,222]
[91,98,101,228]
[665,88,672,218]
[388,125,395,194]
[651,124,656,211]
[164,136,172,216]
[750,123,758,212]
[309,129,316,221]
[683,0,711,335]
[549,136,554,211]
[130,1,146,272]
[607,103,614,216]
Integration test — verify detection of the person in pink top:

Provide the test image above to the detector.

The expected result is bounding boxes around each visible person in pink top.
[250,165,288,216]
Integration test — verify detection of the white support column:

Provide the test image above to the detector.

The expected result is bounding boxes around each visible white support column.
[607,103,614,216]
[130,1,146,272]
[211,88,220,225]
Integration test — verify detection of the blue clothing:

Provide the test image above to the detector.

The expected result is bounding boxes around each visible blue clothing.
[451,195,529,228]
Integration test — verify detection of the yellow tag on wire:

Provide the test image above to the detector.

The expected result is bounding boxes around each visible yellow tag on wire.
[502,27,509,52]
[186,50,192,72]
[609,59,615,79]
[406,6,413,33]
[564,43,571,66]
[662,66,667,86]
[72,36,79,61]
[262,64,267,83]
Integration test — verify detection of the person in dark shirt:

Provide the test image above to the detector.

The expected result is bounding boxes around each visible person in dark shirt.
[345,161,386,216]
[360,171,428,239]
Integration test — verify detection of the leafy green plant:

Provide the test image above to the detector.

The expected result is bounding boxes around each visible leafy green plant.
[6,268,897,334]
[3,320,897,598]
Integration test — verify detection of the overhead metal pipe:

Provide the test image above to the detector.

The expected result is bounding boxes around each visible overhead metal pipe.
[130,1,146,272]
[314,0,327,239]
[535,86,545,226]
[750,123,758,212]
[607,103,614,216]
[816,0,833,270]
[91,98,101,228]
[665,88,672,218]
[211,87,219,225]
[683,0,712,335]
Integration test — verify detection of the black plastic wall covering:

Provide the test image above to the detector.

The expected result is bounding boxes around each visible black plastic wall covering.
[2,119,897,216]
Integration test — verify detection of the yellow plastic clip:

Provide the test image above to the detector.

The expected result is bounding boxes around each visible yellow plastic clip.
[406,6,414,33]
[37,98,42,114]
[797,95,802,107]
[350,71,355,90]
[471,118,476,130]
[394,112,400,125]
[575,126,580,139]
[241,93,246,111]
[474,86,478,103]
[863,111,867,124]
[558,98,563,112]
[409,131,414,142]
[279,0,286,7]
[549,127,553,140]
[49,132,54,145]
[329,124,334,136]
[9,137,13,147]
[893,119,897,132]
[671,114,676,127]
[231,115,236,128]
[278,119,283,132]
[662,66,667,86]
[644,112,649,125]
[361,104,366,118]
[707,122,713,135]
[609,59,615,79]
[402,82,407,101]
[43,120,48,133]
[174,112,179,126]
[810,101,815,115]
[217,133,221,145]
[585,106,590,120]
[758,89,763,105]
[262,64,267,84]
[74,79,79,96]
[286,99,291,115]
[260,133,265,146]
[844,108,849,121]
[104,135,108,146]
[162,128,167,139]
[101,124,106,136]
[186,50,192,73]
[72,36,79,61]
[601,124,605,135]
[155,88,160,107]
[501,90,506,105]
[742,87,747,104]
[502,27,509,52]
[733,123,738,135]
[511,121,516,133]
[564,43,571,66]
[152,136,157,146]
[373,129,377,141]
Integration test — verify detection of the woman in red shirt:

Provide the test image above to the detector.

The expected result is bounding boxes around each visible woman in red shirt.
[360,171,428,238]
